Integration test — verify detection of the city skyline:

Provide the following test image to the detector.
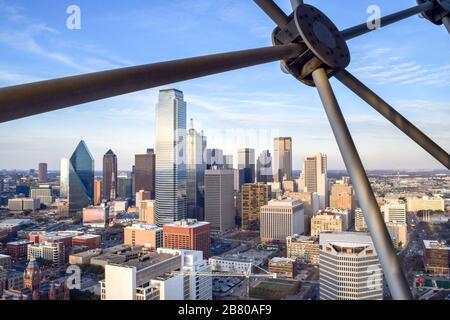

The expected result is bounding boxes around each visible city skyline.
[0,0,449,171]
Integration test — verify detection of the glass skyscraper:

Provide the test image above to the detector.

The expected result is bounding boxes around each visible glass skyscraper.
[274,137,293,183]
[257,150,273,183]
[155,89,187,226]
[60,140,94,212]
[238,148,256,186]
[187,120,207,220]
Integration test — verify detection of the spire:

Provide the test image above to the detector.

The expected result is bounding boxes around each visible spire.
[190,118,194,130]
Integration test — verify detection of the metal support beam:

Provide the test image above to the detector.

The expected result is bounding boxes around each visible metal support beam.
[290,0,303,10]
[0,44,301,123]
[335,70,450,169]
[342,1,435,40]
[312,68,413,300]
[442,16,450,34]
[254,0,289,28]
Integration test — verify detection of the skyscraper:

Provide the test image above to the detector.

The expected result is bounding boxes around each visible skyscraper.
[260,199,304,243]
[273,137,292,183]
[187,120,207,220]
[223,155,234,169]
[256,150,273,183]
[117,173,133,199]
[155,89,187,226]
[319,232,383,300]
[206,149,223,169]
[299,154,328,210]
[102,150,118,201]
[241,183,271,231]
[60,141,94,212]
[133,149,156,200]
[204,170,235,234]
[238,148,255,185]
[38,163,47,183]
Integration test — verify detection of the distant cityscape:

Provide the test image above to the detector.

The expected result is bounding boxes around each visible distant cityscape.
[0,89,449,301]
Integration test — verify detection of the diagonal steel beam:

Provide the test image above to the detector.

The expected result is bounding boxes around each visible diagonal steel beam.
[0,44,301,123]
[254,0,289,29]
[443,16,450,34]
[312,67,413,300]
[335,70,450,169]
[290,0,303,10]
[342,1,435,40]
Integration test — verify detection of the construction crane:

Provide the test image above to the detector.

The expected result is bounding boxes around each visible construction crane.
[171,264,277,300]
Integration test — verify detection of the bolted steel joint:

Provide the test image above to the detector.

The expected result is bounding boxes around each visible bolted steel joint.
[272,4,350,86]
[417,0,450,25]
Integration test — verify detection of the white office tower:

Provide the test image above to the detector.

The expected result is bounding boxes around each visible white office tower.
[382,201,407,224]
[102,249,210,300]
[299,154,328,210]
[260,199,304,243]
[155,89,187,226]
[319,232,383,300]
[158,248,212,300]
[204,170,235,234]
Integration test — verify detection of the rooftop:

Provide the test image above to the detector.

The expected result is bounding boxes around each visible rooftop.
[423,240,450,250]
[271,257,295,264]
[164,219,210,228]
[110,251,179,271]
[264,198,303,207]
[126,224,162,232]
[0,219,31,226]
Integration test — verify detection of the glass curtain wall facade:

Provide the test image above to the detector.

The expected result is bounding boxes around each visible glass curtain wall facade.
[60,140,94,212]
[155,89,187,226]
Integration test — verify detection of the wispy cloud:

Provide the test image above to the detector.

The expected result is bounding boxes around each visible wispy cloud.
[350,46,450,86]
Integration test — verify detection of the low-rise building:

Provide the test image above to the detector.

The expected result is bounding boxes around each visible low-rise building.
[286,235,320,264]
[72,234,102,250]
[27,242,65,267]
[6,240,33,260]
[423,240,450,275]
[407,196,445,212]
[163,219,211,258]
[311,211,345,237]
[124,224,163,249]
[268,257,296,278]
[0,255,12,270]
[100,249,211,300]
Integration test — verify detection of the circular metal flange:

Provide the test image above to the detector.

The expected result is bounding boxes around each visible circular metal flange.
[418,0,450,25]
[294,4,350,70]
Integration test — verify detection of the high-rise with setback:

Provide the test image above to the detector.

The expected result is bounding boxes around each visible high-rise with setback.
[103,150,118,201]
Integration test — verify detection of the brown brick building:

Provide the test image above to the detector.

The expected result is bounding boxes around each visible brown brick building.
[163,220,211,258]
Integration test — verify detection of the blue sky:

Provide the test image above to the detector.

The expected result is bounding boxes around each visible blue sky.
[0,0,449,171]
